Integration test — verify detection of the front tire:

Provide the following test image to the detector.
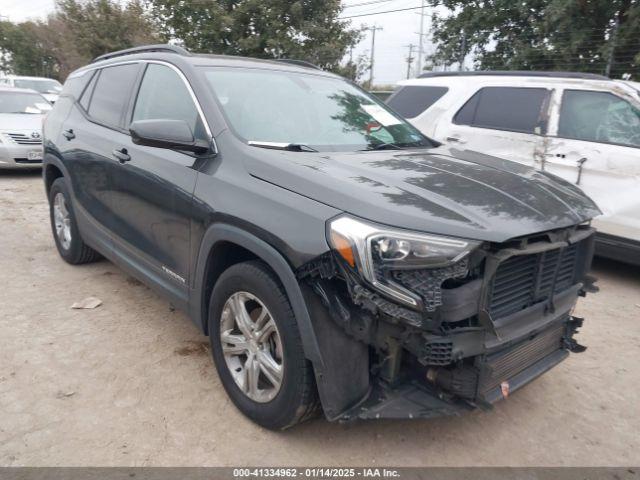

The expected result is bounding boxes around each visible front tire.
[48,177,101,264]
[208,261,319,429]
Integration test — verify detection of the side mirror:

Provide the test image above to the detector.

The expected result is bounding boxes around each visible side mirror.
[130,119,210,154]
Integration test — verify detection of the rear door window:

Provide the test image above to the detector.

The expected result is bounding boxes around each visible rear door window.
[387,86,448,118]
[454,87,550,134]
[87,63,140,128]
[558,90,640,148]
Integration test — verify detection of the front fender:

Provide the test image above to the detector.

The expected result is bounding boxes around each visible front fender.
[190,223,371,419]
[190,223,324,366]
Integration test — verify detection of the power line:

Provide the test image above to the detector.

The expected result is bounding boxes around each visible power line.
[342,0,395,9]
[339,4,425,19]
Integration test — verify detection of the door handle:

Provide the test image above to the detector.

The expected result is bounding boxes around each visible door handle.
[112,148,131,164]
[446,136,465,144]
[62,129,75,140]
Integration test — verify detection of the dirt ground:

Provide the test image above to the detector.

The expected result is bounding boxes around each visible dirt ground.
[0,170,639,467]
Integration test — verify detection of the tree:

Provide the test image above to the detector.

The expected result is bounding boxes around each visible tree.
[427,0,640,79]
[0,20,57,77]
[334,52,370,82]
[146,0,363,71]
[0,0,160,80]
[55,0,160,63]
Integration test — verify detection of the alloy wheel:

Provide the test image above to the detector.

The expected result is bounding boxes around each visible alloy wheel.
[219,291,284,403]
[53,192,72,250]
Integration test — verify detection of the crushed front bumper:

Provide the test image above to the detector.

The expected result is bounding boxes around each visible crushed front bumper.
[300,226,595,422]
[338,314,584,421]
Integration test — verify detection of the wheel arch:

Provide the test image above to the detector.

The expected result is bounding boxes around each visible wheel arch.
[44,163,64,197]
[43,153,71,198]
[190,223,324,369]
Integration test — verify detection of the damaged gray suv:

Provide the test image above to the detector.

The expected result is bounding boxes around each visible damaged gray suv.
[43,45,600,429]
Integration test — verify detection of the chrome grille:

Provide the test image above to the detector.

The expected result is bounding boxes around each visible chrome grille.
[4,132,42,145]
[488,243,580,318]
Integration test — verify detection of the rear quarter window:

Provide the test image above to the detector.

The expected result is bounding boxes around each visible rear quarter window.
[454,87,550,134]
[79,72,98,111]
[61,70,95,100]
[387,85,448,118]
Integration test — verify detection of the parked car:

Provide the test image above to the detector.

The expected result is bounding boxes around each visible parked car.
[0,86,51,169]
[621,80,640,98]
[0,75,63,103]
[43,45,600,429]
[388,71,640,266]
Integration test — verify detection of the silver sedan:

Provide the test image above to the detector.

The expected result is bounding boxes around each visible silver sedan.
[0,87,51,169]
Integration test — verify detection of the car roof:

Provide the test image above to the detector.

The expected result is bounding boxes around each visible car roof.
[72,44,338,79]
[2,74,60,82]
[397,72,628,91]
[418,70,610,81]
[0,85,43,94]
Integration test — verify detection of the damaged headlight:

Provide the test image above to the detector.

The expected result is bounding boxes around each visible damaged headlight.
[328,215,480,308]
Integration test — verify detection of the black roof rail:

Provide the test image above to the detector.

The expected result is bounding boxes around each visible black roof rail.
[276,59,322,70]
[92,44,191,64]
[418,70,610,81]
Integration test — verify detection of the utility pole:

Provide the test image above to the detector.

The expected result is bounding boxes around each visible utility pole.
[458,31,467,71]
[416,0,426,75]
[605,13,620,77]
[368,24,383,88]
[405,44,416,79]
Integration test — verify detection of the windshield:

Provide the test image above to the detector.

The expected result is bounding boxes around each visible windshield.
[0,92,52,114]
[14,79,62,94]
[201,67,432,152]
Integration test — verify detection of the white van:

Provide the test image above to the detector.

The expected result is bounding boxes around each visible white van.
[389,71,640,265]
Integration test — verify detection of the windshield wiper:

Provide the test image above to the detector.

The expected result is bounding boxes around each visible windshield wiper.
[248,141,318,152]
[362,142,403,151]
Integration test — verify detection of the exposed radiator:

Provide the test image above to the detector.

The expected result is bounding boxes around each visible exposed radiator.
[478,322,565,395]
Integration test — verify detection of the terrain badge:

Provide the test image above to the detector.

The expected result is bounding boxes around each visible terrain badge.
[501,381,510,398]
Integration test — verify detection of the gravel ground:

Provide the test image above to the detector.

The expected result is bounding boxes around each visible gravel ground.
[1,170,639,467]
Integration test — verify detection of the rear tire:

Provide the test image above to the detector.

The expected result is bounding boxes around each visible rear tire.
[48,177,101,265]
[208,260,319,429]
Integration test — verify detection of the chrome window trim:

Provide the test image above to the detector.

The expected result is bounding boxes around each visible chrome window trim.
[70,59,214,142]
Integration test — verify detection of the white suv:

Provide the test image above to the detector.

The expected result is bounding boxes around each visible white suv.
[389,72,640,265]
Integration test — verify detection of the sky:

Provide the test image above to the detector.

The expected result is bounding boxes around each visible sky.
[342,0,439,86]
[0,0,439,86]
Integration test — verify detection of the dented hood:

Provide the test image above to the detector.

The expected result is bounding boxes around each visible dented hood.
[245,145,601,242]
